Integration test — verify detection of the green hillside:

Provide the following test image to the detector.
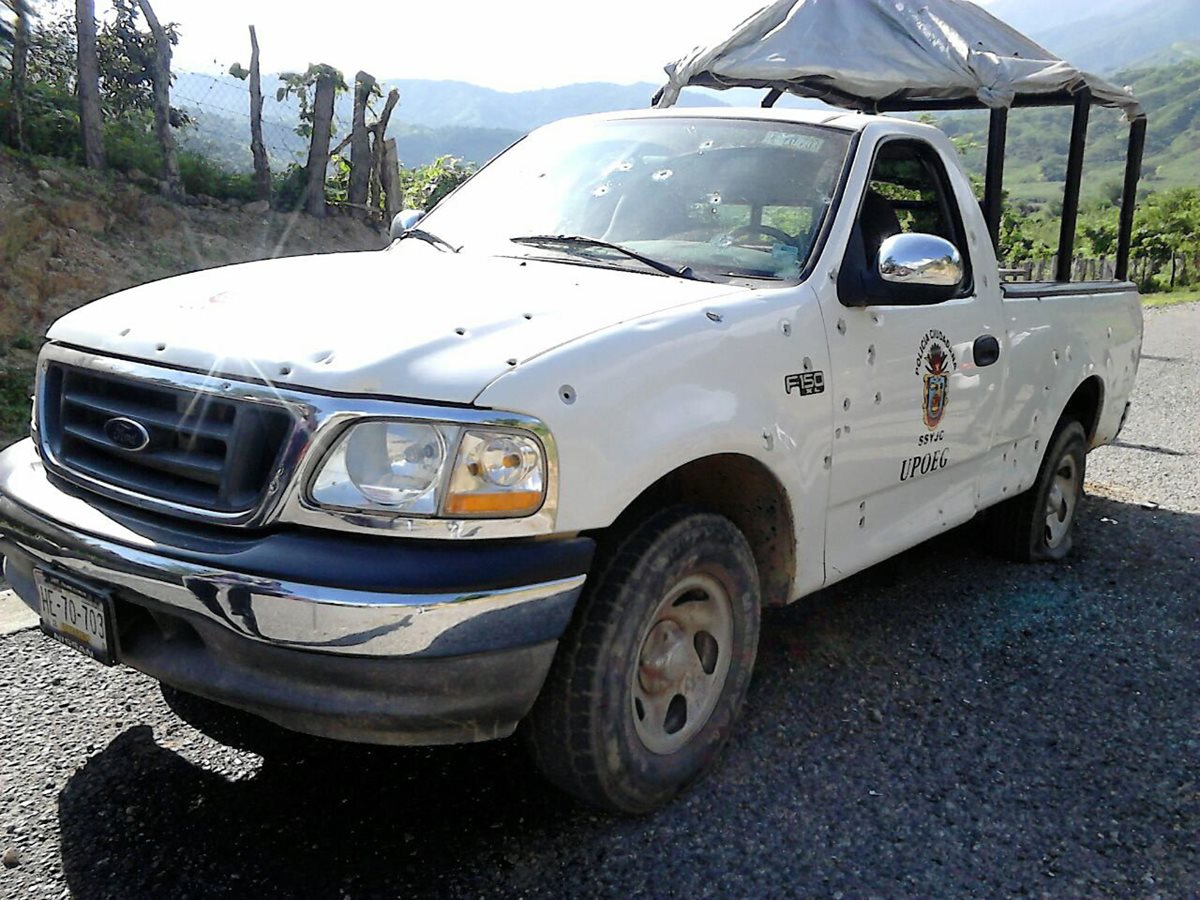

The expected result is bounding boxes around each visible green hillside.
[938,60,1200,205]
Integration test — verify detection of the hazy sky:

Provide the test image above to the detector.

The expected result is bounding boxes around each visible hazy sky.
[69,0,766,91]
[73,0,994,92]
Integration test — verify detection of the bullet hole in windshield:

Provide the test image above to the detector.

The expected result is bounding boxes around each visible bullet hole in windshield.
[708,192,722,206]
[592,184,610,198]
[617,161,633,172]
[699,139,714,151]
[652,169,673,182]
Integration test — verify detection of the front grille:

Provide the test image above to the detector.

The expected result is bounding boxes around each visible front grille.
[40,364,294,515]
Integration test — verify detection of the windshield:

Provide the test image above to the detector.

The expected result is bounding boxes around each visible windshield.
[417,117,853,282]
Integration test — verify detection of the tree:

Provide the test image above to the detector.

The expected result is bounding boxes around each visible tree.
[278,63,346,216]
[74,0,104,168]
[1131,187,1200,287]
[399,156,475,212]
[1132,188,1200,262]
[135,0,182,198]
[247,26,269,201]
[348,70,377,216]
[3,0,31,149]
[227,26,271,202]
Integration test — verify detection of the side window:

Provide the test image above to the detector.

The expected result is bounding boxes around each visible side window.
[856,140,972,289]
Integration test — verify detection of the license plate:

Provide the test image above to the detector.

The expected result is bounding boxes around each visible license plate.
[35,569,115,666]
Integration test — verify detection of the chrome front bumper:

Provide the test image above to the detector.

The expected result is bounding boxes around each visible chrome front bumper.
[0,439,592,744]
[0,439,585,659]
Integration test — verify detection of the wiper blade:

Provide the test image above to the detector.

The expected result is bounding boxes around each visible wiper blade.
[510,234,708,282]
[398,227,461,253]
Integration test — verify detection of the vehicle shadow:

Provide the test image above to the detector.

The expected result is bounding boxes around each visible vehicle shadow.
[57,723,583,897]
[55,492,1198,898]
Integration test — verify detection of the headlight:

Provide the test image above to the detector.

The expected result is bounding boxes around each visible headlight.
[309,420,546,518]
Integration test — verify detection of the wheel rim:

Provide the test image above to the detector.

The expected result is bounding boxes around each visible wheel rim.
[1044,454,1080,549]
[631,573,734,755]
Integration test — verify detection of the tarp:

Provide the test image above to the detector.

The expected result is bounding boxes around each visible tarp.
[655,0,1143,120]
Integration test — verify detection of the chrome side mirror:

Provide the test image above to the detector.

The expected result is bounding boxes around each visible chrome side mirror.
[878,233,964,288]
[389,209,426,240]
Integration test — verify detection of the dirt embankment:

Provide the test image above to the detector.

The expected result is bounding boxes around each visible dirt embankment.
[0,151,388,445]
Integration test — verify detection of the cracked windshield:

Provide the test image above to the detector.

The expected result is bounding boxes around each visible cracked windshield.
[417,117,852,281]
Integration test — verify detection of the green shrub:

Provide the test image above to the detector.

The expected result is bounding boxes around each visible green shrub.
[0,82,83,161]
[0,364,34,446]
[178,152,256,202]
[271,163,307,212]
[103,116,164,176]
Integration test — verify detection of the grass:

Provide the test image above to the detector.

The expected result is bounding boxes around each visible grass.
[1143,289,1200,308]
[0,362,34,449]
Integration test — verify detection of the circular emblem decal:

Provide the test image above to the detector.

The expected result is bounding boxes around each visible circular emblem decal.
[104,417,151,452]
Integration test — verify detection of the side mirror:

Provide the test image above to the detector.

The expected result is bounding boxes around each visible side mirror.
[389,209,426,240]
[878,233,964,289]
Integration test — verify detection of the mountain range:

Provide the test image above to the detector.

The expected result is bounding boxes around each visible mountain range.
[172,74,738,173]
[173,0,1200,200]
[988,0,1200,72]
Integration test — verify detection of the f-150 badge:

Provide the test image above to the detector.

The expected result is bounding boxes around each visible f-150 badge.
[916,330,957,430]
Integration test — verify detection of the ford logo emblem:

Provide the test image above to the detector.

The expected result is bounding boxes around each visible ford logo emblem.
[104,416,151,452]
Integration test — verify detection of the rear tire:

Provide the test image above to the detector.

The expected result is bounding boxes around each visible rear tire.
[988,418,1087,562]
[523,506,761,814]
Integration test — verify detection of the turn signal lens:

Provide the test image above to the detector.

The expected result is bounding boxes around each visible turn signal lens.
[446,430,545,517]
[444,490,545,516]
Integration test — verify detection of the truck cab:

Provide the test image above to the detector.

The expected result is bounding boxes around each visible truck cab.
[0,105,1143,813]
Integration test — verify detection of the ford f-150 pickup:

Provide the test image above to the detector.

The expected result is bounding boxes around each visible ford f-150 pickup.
[0,103,1143,812]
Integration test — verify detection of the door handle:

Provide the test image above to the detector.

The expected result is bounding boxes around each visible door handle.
[974,334,1001,367]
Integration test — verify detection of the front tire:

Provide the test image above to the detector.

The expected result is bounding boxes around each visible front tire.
[989,418,1087,561]
[523,507,761,814]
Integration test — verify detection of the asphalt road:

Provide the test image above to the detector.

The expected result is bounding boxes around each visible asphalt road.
[1,305,1197,898]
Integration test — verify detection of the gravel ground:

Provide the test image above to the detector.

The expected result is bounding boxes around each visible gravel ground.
[0,305,1196,899]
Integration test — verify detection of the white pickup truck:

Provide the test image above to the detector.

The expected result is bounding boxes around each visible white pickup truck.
[0,106,1142,812]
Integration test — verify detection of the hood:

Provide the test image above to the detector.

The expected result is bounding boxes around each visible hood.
[47,245,744,404]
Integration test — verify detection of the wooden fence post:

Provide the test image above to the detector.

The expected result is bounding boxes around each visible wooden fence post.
[75,0,105,170]
[304,68,337,217]
[248,25,271,203]
[348,71,376,217]
[7,0,30,150]
[382,138,401,223]
[370,88,399,221]
[136,0,183,199]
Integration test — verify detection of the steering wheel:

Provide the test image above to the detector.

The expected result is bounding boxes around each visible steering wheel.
[729,224,798,248]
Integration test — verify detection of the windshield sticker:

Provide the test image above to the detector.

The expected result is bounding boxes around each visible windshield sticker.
[915,329,958,430]
[763,132,825,152]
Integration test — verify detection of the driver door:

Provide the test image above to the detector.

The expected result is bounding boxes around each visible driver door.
[817,137,1006,581]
